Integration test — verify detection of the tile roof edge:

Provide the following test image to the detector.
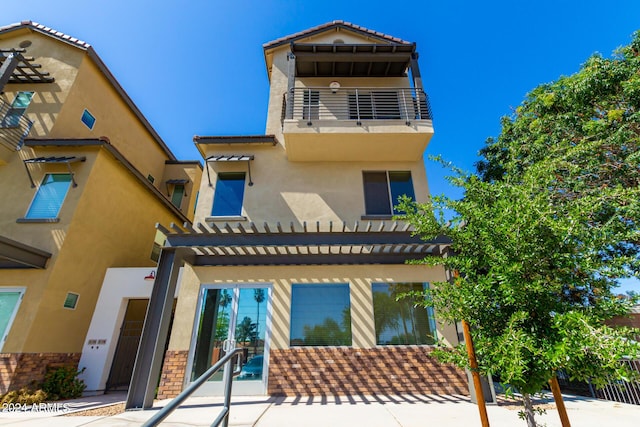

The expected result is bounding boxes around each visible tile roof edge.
[263,20,411,50]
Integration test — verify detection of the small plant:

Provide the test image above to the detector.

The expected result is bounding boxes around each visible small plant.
[1,387,48,405]
[42,366,86,400]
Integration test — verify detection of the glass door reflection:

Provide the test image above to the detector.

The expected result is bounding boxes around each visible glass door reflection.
[190,285,269,394]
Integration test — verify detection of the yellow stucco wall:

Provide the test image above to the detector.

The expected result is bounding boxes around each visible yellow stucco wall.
[0,26,198,353]
[12,148,187,353]
[161,162,202,221]
[195,143,430,225]
[168,264,457,353]
[49,56,170,188]
[0,30,83,137]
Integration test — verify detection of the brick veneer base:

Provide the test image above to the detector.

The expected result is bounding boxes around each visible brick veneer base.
[156,347,468,398]
[157,350,188,399]
[268,347,468,396]
[0,352,81,395]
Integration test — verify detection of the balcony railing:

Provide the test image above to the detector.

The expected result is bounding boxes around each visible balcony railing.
[0,97,33,151]
[285,87,432,126]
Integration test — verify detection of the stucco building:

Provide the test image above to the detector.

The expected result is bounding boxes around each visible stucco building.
[126,21,467,408]
[0,21,202,394]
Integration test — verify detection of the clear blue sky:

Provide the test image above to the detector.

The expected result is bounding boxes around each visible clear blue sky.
[4,0,639,293]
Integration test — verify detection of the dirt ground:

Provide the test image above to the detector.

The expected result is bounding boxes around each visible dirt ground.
[64,403,125,417]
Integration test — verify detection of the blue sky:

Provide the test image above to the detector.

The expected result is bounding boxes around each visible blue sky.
[4,0,639,293]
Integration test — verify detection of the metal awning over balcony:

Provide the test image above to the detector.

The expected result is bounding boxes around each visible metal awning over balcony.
[292,43,415,77]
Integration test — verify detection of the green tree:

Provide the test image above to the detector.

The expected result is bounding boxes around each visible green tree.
[398,32,640,427]
[254,289,266,352]
[303,317,351,346]
[235,316,257,344]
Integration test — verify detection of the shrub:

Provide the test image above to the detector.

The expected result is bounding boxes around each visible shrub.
[0,387,48,405]
[42,366,86,400]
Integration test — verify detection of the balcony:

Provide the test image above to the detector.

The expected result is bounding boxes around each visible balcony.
[282,87,434,161]
[0,98,33,165]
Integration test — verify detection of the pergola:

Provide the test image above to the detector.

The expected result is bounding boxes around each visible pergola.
[126,220,450,409]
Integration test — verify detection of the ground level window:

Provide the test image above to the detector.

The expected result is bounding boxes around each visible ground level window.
[0,288,24,349]
[290,284,351,346]
[372,283,436,345]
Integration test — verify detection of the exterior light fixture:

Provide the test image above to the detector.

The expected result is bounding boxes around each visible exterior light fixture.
[329,81,340,93]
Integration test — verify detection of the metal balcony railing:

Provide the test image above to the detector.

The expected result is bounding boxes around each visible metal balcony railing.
[0,97,33,151]
[286,87,432,126]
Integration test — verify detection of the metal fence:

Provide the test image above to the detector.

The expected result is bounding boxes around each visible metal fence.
[287,87,432,124]
[596,359,640,405]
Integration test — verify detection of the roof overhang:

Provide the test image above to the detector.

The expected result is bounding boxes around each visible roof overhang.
[292,43,415,77]
[0,235,51,269]
[157,220,450,267]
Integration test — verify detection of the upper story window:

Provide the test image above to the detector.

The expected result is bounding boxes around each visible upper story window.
[171,184,185,208]
[24,173,72,220]
[290,283,351,346]
[2,91,34,127]
[0,288,25,350]
[372,283,436,345]
[81,109,96,130]
[363,171,415,216]
[211,172,246,217]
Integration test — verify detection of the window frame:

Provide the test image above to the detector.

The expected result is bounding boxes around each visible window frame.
[371,282,437,346]
[210,172,247,218]
[0,287,25,351]
[170,183,185,209]
[81,109,96,130]
[362,170,415,217]
[289,283,352,347]
[23,173,73,221]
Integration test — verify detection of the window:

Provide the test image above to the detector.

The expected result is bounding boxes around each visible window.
[81,109,96,130]
[363,171,415,216]
[25,173,72,219]
[290,284,351,346]
[63,292,79,309]
[171,184,185,208]
[2,91,34,127]
[372,283,436,345]
[0,288,24,349]
[211,172,246,217]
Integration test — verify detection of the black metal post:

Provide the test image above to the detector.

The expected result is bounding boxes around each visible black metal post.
[126,248,187,410]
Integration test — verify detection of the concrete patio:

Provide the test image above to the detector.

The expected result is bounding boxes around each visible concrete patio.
[1,392,639,426]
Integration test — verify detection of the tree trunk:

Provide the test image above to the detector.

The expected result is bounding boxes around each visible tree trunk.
[522,393,537,427]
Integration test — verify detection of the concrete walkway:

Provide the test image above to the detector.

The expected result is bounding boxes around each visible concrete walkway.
[1,393,639,426]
